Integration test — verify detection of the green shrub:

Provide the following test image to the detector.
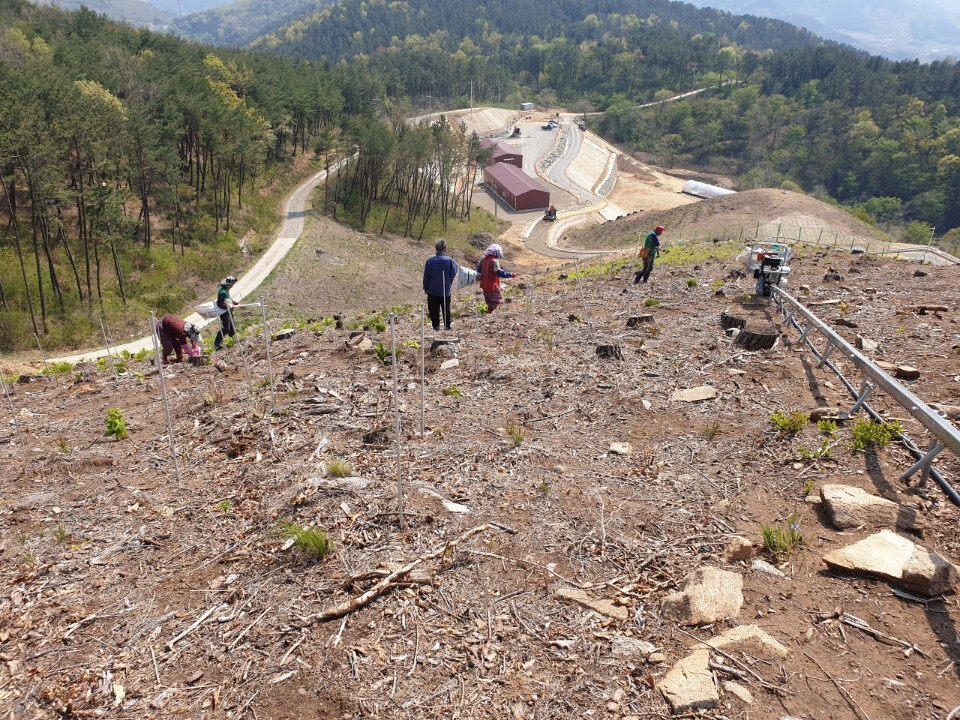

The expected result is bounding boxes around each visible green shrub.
[817,419,838,436]
[851,418,902,451]
[770,410,809,434]
[686,278,698,288]
[104,409,127,440]
[644,298,661,307]
[43,361,74,378]
[443,385,463,400]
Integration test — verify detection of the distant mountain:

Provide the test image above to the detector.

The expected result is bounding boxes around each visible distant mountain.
[149,0,234,18]
[685,0,960,61]
[171,0,319,46]
[32,0,172,26]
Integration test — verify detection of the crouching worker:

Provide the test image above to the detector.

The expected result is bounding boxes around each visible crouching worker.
[157,315,201,364]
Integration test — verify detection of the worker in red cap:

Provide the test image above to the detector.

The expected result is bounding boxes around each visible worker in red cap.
[633,225,665,284]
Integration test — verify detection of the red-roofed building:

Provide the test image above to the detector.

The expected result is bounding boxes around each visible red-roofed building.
[483,162,550,211]
[479,138,523,169]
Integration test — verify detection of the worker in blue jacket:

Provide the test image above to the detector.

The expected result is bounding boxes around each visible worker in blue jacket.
[422,239,459,331]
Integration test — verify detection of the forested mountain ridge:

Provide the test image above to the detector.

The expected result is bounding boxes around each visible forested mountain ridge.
[0,0,355,351]
[244,0,960,241]
[171,0,320,47]
[254,0,826,61]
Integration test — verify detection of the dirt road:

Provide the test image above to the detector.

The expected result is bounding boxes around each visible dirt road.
[51,160,348,364]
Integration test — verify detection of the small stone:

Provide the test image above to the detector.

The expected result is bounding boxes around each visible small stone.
[272,328,297,342]
[895,365,920,380]
[640,398,652,410]
[799,284,811,294]
[931,403,960,421]
[835,317,859,328]
[658,649,718,712]
[724,536,755,562]
[671,386,718,403]
[855,335,880,354]
[723,681,754,704]
[440,358,460,370]
[647,652,666,664]
[823,272,843,282]
[875,360,897,372]
[693,624,789,659]
[555,588,629,621]
[914,269,928,277]
[810,406,842,421]
[611,637,657,659]
[214,360,228,372]
[751,558,786,578]
[662,567,743,625]
[609,442,632,456]
[728,368,747,376]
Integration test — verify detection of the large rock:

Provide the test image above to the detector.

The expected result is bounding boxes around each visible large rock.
[671,386,718,403]
[611,636,657,660]
[658,649,718,712]
[822,530,959,596]
[819,484,923,531]
[662,567,743,626]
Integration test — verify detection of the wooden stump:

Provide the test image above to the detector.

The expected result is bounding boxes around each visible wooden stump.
[626,314,655,327]
[596,344,625,361]
[720,310,747,331]
[734,329,779,351]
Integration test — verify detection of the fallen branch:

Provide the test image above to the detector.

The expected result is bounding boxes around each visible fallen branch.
[307,523,512,623]
[803,651,872,720]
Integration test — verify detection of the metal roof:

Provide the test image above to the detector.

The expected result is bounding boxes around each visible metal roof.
[484,162,547,197]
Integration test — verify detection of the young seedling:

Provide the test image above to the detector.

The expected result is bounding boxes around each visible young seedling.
[277,521,331,560]
[505,420,525,448]
[769,410,809,434]
[817,419,838,437]
[703,421,721,440]
[443,386,463,400]
[104,409,127,441]
[760,512,802,562]
[327,459,353,478]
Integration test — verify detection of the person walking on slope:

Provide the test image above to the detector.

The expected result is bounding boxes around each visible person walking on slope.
[633,225,665,284]
[214,275,238,351]
[477,244,516,313]
[156,314,201,364]
[422,238,459,331]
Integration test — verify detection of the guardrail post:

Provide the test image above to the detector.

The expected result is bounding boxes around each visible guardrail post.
[900,441,945,487]
[817,341,834,367]
[849,380,875,415]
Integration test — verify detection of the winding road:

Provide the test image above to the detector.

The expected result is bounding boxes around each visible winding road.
[52,160,346,364]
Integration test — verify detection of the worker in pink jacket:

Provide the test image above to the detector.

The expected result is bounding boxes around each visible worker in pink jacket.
[476,244,516,312]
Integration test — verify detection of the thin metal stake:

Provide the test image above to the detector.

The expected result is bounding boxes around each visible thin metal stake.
[573,258,590,327]
[34,332,55,384]
[0,370,24,445]
[419,304,425,440]
[260,298,276,414]
[225,305,253,388]
[149,312,181,485]
[389,314,405,530]
[99,318,120,384]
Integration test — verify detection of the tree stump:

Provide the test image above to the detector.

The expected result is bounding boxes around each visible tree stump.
[626,314,655,327]
[596,344,624,361]
[720,310,747,331]
[734,329,779,351]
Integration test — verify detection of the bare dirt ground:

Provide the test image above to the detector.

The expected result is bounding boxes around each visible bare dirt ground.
[565,189,894,252]
[2,244,959,719]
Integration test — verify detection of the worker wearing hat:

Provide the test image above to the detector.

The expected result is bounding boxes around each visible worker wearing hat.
[214,275,238,351]
[633,225,665,284]
[157,315,201,364]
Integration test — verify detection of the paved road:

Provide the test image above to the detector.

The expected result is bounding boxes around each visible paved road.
[52,159,347,363]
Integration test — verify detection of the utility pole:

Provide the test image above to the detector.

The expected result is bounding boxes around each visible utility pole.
[470,79,474,112]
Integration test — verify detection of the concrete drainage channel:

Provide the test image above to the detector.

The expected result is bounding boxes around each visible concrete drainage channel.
[768,285,960,506]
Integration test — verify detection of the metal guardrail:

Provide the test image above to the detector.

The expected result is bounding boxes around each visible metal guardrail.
[769,286,960,506]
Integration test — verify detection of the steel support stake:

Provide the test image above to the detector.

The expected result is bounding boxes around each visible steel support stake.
[900,441,945,486]
[849,380,875,415]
